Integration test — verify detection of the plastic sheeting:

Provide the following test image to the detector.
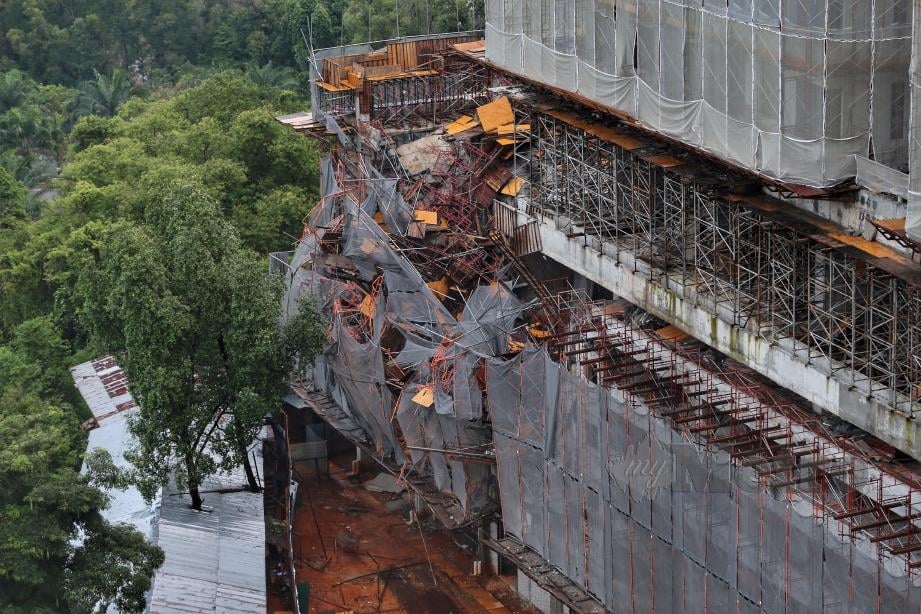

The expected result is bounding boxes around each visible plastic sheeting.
[485,0,911,188]
[285,141,525,515]
[487,346,921,613]
[856,154,909,200]
[396,367,492,513]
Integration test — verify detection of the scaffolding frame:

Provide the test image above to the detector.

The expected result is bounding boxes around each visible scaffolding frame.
[539,281,921,578]
[527,109,921,418]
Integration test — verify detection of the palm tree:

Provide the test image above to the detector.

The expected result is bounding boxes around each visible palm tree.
[0,149,45,188]
[0,106,53,154]
[76,69,132,117]
[0,71,33,113]
[243,61,300,91]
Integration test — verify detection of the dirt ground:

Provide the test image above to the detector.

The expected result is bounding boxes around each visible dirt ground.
[267,455,538,614]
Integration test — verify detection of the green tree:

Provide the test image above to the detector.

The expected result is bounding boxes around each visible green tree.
[0,166,25,225]
[63,520,164,614]
[243,60,299,90]
[75,182,304,509]
[3,316,71,397]
[0,390,163,612]
[69,114,121,153]
[76,69,132,117]
[0,69,33,112]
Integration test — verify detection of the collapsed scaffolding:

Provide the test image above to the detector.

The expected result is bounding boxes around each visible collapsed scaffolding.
[284,38,921,613]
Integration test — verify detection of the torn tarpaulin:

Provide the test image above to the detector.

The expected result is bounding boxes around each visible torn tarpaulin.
[322,319,404,463]
[285,101,529,520]
[396,367,492,516]
[456,284,523,356]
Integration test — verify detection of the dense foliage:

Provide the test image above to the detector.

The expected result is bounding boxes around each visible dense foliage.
[0,1,478,609]
[0,34,330,614]
[0,0,484,85]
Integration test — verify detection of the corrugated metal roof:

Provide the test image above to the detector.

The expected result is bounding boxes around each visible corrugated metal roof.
[72,359,158,541]
[149,457,266,613]
[73,357,267,613]
[72,357,137,423]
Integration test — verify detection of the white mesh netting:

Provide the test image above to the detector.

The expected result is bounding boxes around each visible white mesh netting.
[485,0,911,189]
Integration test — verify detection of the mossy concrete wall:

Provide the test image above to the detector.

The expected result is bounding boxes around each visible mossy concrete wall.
[534,219,921,459]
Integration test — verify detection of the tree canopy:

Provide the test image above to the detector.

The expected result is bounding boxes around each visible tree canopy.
[74,180,316,510]
[0,0,468,608]
[0,64,328,612]
[0,1,485,84]
[0,352,164,612]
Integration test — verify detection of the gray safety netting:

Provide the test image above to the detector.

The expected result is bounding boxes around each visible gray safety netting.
[396,366,493,514]
[284,146,529,517]
[487,346,921,612]
[485,0,911,188]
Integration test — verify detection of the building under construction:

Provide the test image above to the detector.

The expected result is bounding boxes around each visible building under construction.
[278,2,921,611]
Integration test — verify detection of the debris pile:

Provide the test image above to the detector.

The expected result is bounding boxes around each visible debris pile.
[284,96,542,525]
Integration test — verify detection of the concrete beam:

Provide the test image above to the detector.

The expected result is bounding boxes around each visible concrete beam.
[532,217,921,459]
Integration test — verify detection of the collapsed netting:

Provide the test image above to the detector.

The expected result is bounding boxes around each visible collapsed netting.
[281,133,530,523]
[485,0,911,187]
[289,38,921,610]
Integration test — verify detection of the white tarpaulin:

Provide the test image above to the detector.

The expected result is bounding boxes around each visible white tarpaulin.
[485,0,911,190]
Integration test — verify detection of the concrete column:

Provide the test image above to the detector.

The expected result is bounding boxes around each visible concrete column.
[907,1,921,241]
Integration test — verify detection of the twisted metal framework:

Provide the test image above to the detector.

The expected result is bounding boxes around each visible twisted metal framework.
[527,110,921,417]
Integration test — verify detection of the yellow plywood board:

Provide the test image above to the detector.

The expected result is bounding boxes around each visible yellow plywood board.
[427,278,450,299]
[366,68,439,81]
[654,324,690,342]
[317,81,354,92]
[446,118,479,135]
[529,325,551,339]
[415,209,439,225]
[496,123,530,135]
[875,217,906,234]
[500,177,524,196]
[412,385,435,407]
[476,96,514,133]
[359,294,376,318]
[829,231,893,258]
[452,40,486,53]
[496,137,518,146]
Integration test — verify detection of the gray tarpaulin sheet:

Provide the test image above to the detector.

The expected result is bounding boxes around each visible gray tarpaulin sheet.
[396,368,492,515]
[288,148,497,516]
[487,346,921,613]
[486,0,910,188]
[323,320,403,463]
